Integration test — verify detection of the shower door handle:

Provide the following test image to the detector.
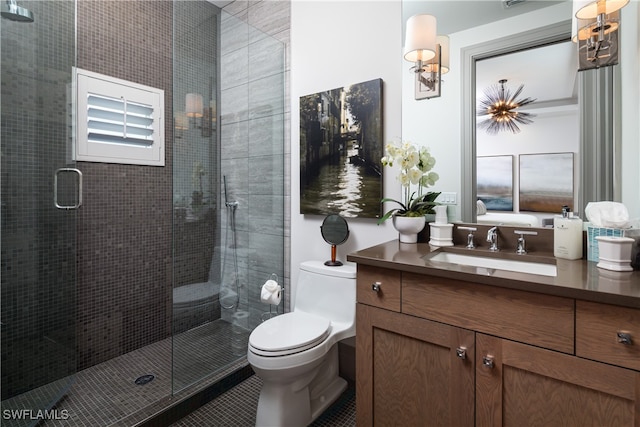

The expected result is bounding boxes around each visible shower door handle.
[54,168,83,210]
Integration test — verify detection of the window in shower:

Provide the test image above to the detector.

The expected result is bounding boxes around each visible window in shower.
[75,67,165,166]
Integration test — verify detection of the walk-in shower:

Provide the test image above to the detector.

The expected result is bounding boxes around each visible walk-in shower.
[1,0,285,425]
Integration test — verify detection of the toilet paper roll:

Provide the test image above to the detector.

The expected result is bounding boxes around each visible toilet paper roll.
[260,279,281,305]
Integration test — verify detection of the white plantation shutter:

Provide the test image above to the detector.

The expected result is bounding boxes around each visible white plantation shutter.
[75,68,165,166]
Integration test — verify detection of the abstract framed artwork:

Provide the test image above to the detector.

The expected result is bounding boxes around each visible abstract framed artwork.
[299,78,383,218]
[476,155,514,211]
[519,152,574,212]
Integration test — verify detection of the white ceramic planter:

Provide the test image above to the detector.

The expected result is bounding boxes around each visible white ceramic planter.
[392,216,426,243]
[595,235,635,271]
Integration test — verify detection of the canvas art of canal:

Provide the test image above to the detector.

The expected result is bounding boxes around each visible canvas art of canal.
[299,78,383,218]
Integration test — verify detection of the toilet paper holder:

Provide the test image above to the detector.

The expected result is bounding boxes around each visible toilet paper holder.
[261,273,284,322]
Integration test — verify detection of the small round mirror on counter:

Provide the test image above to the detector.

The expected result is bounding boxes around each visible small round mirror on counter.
[320,214,349,266]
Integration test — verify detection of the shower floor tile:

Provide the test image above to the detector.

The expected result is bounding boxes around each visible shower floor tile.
[170,375,356,427]
[2,319,249,427]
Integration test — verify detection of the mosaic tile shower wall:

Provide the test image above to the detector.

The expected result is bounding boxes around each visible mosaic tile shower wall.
[172,1,220,335]
[75,0,174,369]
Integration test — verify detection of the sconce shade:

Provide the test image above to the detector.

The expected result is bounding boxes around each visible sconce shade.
[174,111,189,130]
[437,35,450,74]
[424,35,450,74]
[575,0,629,19]
[186,93,203,118]
[577,19,619,40]
[404,14,437,63]
[572,0,592,41]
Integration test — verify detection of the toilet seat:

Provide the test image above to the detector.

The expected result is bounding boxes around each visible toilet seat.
[249,312,331,357]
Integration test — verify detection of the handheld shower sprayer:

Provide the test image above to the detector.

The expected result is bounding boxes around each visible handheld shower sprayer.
[223,175,238,210]
[221,175,240,310]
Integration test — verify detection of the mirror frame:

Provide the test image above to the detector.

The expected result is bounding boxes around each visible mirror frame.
[320,213,350,245]
[460,20,621,223]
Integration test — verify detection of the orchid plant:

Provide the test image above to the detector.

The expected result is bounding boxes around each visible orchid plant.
[378,139,440,224]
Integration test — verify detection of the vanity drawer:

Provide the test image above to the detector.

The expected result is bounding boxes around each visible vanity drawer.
[402,273,575,354]
[576,300,640,371]
[356,265,401,312]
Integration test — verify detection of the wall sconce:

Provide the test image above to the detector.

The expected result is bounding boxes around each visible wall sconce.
[573,0,629,70]
[186,93,203,118]
[185,93,213,137]
[174,111,189,138]
[404,15,449,100]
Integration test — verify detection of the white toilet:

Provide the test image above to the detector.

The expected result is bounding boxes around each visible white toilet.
[247,260,356,427]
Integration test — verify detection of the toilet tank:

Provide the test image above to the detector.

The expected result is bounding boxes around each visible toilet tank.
[295,260,356,325]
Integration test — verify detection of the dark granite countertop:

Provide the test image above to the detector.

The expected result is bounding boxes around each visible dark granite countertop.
[347,240,640,309]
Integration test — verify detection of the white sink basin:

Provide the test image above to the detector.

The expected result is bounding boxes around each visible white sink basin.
[426,251,557,277]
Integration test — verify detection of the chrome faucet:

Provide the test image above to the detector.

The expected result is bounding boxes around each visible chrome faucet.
[458,226,477,249]
[516,233,526,254]
[487,226,499,251]
[514,230,538,255]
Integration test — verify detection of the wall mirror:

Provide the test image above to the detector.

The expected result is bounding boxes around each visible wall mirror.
[401,0,630,225]
[474,38,577,227]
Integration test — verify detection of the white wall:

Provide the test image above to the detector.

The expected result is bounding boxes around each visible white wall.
[291,1,402,303]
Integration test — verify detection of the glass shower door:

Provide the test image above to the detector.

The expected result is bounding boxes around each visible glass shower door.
[1,1,77,425]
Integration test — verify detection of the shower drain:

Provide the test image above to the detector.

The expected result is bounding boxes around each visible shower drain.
[134,374,155,385]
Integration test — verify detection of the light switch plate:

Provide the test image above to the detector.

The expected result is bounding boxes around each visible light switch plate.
[439,192,457,205]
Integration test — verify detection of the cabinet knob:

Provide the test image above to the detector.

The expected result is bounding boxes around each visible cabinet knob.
[456,347,467,360]
[482,355,495,369]
[371,282,381,292]
[617,331,633,345]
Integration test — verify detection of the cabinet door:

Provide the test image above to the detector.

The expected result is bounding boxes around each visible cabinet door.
[356,303,475,427]
[476,333,640,427]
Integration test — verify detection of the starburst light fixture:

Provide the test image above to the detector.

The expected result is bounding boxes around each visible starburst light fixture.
[477,79,536,135]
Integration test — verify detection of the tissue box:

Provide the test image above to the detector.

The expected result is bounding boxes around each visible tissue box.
[587,226,640,262]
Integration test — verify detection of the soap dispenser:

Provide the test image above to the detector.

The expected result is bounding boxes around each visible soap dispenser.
[554,206,583,260]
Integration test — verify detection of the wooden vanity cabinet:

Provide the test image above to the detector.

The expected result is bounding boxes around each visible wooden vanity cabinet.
[476,333,640,426]
[356,303,475,426]
[356,265,640,426]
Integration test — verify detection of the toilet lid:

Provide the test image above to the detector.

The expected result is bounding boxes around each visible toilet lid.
[249,312,331,357]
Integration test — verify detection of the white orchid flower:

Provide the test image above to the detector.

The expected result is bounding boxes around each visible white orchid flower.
[408,168,423,185]
[379,139,440,224]
[421,172,440,187]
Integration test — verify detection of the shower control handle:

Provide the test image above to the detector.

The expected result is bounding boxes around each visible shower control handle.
[54,168,83,210]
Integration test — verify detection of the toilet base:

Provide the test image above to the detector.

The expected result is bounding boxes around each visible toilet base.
[254,345,345,427]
